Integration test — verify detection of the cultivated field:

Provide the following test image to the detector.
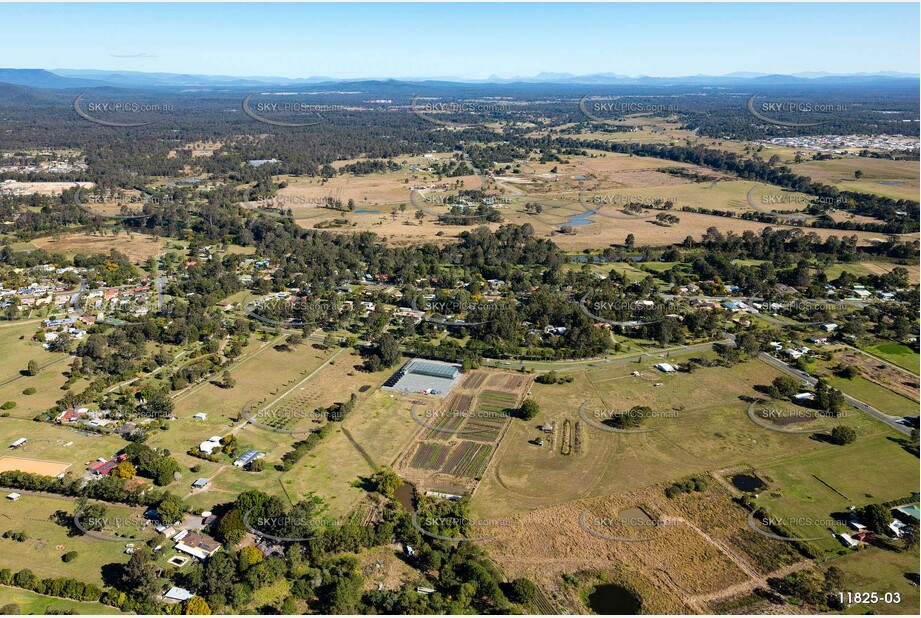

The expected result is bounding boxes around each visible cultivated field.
[399,370,531,494]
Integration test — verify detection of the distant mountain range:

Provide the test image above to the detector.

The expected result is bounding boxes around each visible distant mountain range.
[0,67,917,90]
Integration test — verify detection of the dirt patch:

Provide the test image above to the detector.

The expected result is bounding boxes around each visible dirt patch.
[838,350,920,402]
[0,456,71,476]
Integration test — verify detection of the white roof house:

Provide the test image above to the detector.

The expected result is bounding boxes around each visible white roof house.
[199,437,222,454]
[836,533,858,548]
[163,587,194,602]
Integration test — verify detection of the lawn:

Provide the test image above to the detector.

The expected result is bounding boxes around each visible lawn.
[832,546,921,615]
[866,343,920,375]
[0,493,151,587]
[0,586,125,615]
[826,374,919,418]
[753,432,918,556]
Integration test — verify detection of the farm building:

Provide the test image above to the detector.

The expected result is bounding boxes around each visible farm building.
[6,493,21,501]
[233,449,265,468]
[192,477,210,489]
[9,438,27,449]
[654,363,676,373]
[382,359,462,398]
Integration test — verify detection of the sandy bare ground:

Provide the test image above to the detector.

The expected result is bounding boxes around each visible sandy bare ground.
[0,181,93,196]
[0,456,71,476]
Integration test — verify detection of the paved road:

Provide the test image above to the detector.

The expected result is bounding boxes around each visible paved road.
[758,352,912,436]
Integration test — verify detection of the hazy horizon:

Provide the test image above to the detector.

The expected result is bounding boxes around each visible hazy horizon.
[1,2,918,80]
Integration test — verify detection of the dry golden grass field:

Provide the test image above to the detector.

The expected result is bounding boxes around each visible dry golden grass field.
[32,232,165,264]
[791,157,920,201]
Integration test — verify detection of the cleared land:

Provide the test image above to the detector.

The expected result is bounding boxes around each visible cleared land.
[0,456,70,476]
[0,587,124,615]
[791,157,920,201]
[753,433,919,557]
[32,232,165,264]
[473,354,902,520]
[866,343,920,374]
[0,493,151,587]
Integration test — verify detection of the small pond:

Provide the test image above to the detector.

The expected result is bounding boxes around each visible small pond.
[565,210,597,227]
[587,584,641,615]
[394,482,416,513]
[730,473,766,492]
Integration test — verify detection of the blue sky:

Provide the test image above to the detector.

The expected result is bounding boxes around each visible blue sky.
[0,2,918,79]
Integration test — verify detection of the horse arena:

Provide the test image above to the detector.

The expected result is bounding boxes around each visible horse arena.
[0,456,72,476]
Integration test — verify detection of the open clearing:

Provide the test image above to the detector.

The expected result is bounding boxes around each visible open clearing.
[0,586,124,615]
[473,355,902,521]
[0,456,70,476]
[0,493,147,587]
[753,432,919,556]
[0,181,93,197]
[866,342,920,374]
[32,232,165,264]
[791,157,920,201]
[484,478,804,614]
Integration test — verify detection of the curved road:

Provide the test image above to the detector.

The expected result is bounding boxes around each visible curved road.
[758,352,911,436]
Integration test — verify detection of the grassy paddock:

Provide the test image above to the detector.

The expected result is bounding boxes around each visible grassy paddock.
[0,586,125,615]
